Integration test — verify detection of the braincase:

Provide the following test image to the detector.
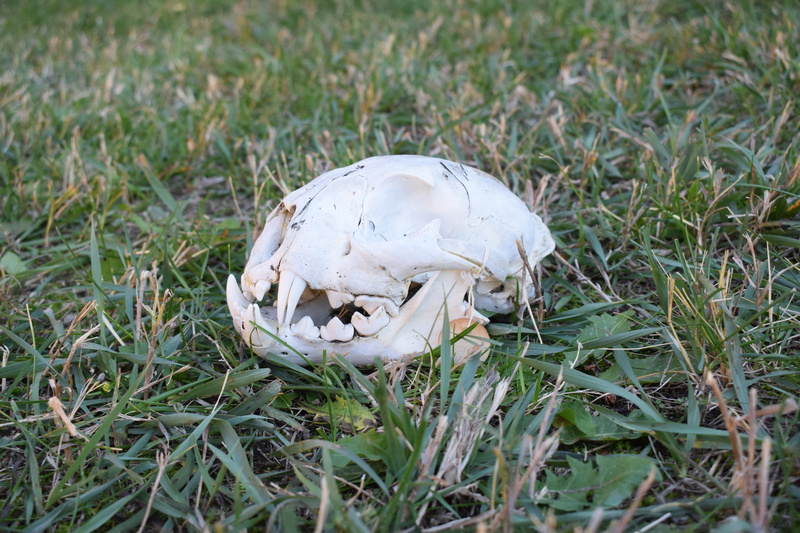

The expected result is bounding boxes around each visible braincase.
[359,162,537,260]
[360,173,468,239]
[360,162,530,231]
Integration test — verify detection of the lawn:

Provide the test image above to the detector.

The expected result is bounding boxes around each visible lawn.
[1,0,799,531]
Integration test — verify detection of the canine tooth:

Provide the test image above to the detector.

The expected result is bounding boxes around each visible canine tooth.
[254,280,271,301]
[354,295,399,317]
[291,316,320,338]
[253,304,276,335]
[320,316,355,342]
[227,275,251,315]
[244,304,276,347]
[276,271,307,325]
[326,290,354,309]
[351,306,390,336]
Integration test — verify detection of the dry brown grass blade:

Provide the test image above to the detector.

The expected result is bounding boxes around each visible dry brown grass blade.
[492,372,563,532]
[137,449,169,533]
[438,372,509,484]
[314,476,330,533]
[47,396,85,440]
[706,371,789,531]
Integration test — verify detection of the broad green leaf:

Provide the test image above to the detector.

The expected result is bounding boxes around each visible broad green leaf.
[545,455,595,511]
[555,403,645,444]
[554,401,597,436]
[281,439,390,496]
[580,312,631,341]
[598,352,679,384]
[545,454,660,511]
[594,455,660,507]
[302,396,377,433]
[0,251,25,275]
[336,429,388,464]
[565,312,632,366]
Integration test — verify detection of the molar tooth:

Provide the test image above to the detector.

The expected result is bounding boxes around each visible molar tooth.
[244,303,277,348]
[351,306,390,336]
[276,271,307,325]
[253,280,271,301]
[354,295,399,317]
[326,290,355,309]
[319,316,355,342]
[290,316,320,338]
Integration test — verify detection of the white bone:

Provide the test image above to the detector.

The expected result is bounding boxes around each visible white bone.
[320,316,355,342]
[229,155,554,365]
[241,209,287,295]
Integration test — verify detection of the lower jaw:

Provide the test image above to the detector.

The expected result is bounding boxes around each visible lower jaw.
[246,333,421,366]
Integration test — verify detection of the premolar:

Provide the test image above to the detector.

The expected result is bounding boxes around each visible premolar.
[320,316,355,342]
[291,316,320,338]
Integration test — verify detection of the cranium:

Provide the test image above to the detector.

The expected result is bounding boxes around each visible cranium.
[227,155,554,365]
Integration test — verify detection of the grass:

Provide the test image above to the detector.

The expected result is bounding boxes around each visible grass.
[1,0,799,530]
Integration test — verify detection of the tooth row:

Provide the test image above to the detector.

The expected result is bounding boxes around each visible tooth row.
[290,311,391,340]
[238,272,400,340]
[243,271,401,320]
[228,274,393,349]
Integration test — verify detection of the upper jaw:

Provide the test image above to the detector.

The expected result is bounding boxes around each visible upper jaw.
[227,268,485,364]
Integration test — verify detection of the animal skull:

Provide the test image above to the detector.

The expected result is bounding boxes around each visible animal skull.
[227,155,554,365]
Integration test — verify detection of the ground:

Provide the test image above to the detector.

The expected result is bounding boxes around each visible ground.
[1,0,799,531]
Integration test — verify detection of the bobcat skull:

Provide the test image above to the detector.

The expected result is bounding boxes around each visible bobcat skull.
[227,155,554,365]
